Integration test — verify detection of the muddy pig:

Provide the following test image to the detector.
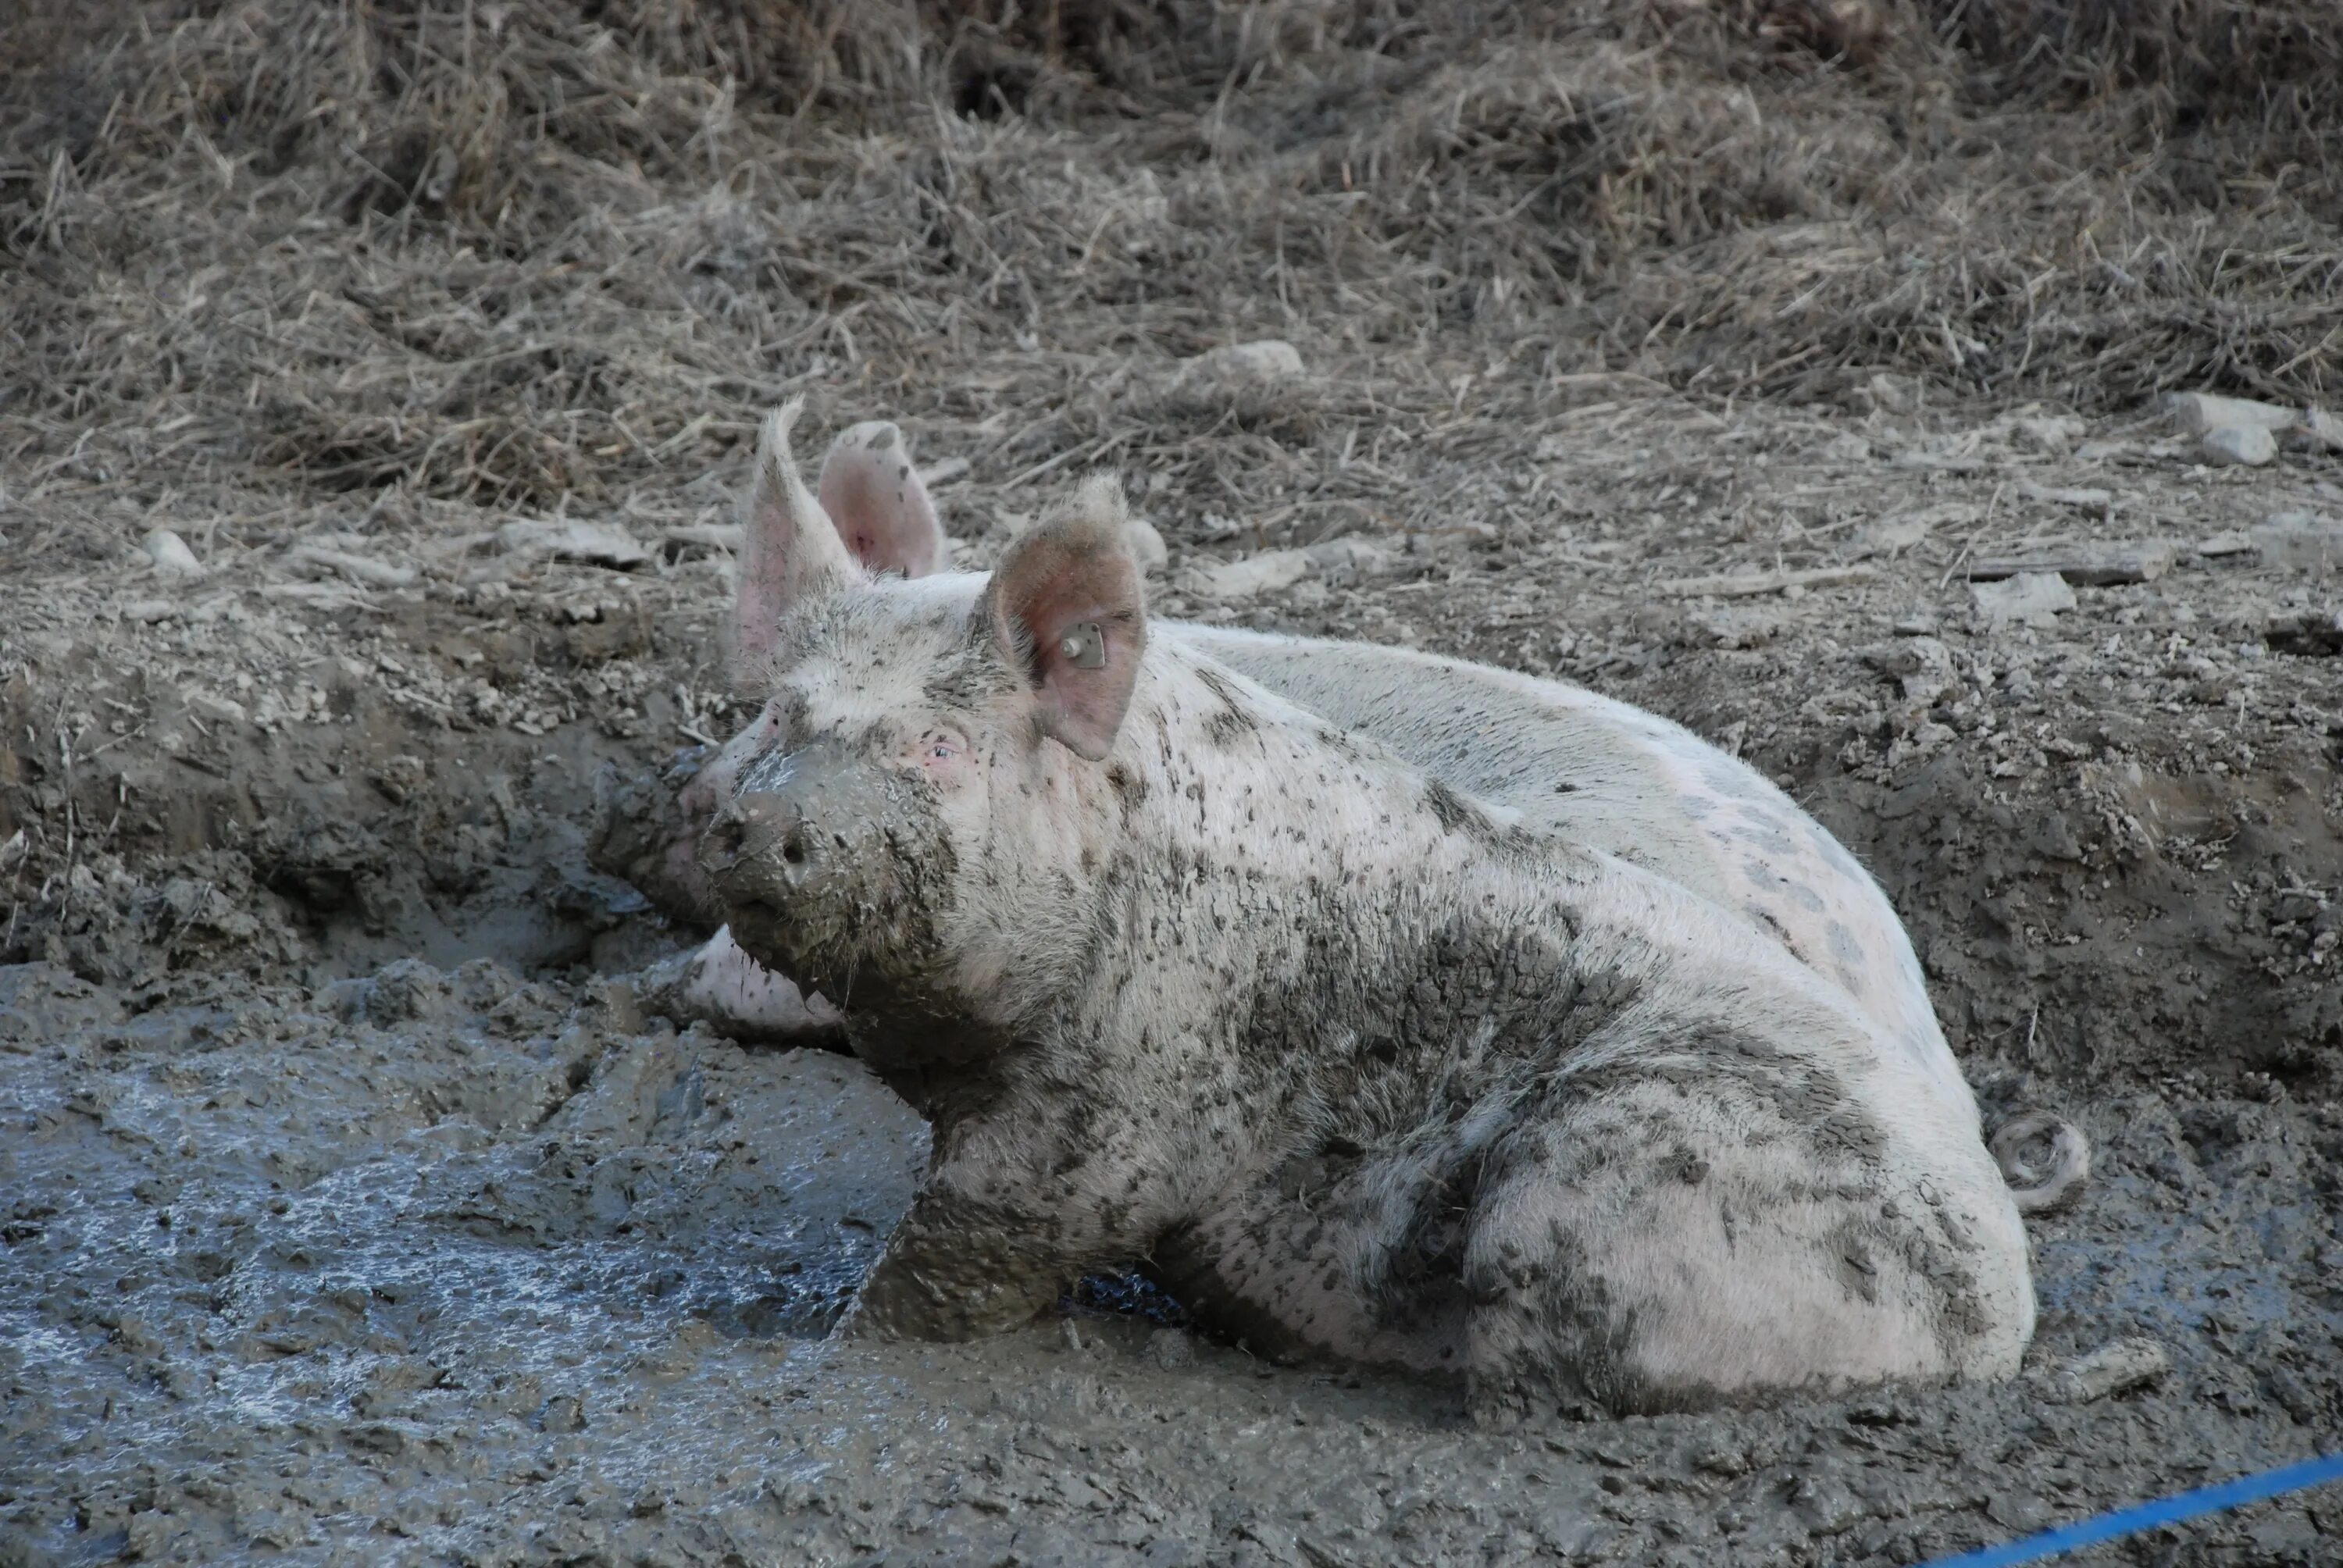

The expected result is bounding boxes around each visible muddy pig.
[599,416,2024,1157]
[691,401,2049,1417]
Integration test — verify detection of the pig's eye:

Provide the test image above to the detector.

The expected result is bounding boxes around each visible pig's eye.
[919,732,964,765]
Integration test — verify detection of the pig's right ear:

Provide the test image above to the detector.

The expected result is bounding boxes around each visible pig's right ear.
[736,400,855,668]
[983,474,1147,762]
[818,421,946,580]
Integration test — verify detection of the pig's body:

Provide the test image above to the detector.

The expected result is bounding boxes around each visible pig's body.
[1173,626,1962,1110]
[683,405,2046,1416]
[605,621,1961,1117]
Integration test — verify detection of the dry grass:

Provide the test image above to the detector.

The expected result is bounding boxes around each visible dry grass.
[1,0,2338,561]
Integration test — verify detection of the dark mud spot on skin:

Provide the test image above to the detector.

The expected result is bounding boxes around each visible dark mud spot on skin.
[1195,666,1260,747]
[1730,814,1805,859]
[1315,725,1365,761]
[1105,762,1147,820]
[1660,1145,1710,1185]
[1827,920,1867,972]
[1424,778,1510,849]
[1745,903,1803,953]
[1742,857,1828,914]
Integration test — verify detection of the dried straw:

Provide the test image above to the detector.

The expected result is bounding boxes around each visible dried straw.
[1,0,2335,563]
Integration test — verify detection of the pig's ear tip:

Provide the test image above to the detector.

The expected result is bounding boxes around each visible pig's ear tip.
[1068,470,1130,524]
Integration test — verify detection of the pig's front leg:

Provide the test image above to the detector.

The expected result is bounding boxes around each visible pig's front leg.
[844,1187,1079,1340]
[843,1120,1172,1342]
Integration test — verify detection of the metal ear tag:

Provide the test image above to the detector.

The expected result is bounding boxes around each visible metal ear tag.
[1057,622,1107,670]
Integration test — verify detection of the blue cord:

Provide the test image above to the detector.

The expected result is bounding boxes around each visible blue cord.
[1914,1451,2343,1568]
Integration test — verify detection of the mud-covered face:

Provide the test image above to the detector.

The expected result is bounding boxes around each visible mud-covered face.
[697,402,1147,1057]
[702,586,1007,1039]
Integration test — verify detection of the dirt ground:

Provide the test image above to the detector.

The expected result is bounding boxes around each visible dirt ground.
[5,2,2343,1564]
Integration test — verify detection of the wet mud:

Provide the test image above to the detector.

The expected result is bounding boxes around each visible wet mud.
[5,482,2341,1565]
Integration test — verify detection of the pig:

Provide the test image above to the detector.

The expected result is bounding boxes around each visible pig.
[604,422,1944,1070]
[598,413,2077,1206]
[683,400,2054,1416]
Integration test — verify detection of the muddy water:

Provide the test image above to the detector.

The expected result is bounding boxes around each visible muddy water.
[5,944,2339,1566]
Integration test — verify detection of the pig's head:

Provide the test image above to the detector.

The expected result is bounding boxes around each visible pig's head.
[701,401,1148,1062]
[597,414,953,931]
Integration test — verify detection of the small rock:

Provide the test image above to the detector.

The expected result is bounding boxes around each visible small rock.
[2014,414,2089,454]
[495,519,651,569]
[2166,391,2299,436]
[1688,605,1785,650]
[1860,372,1922,415]
[1817,432,1873,463]
[1870,635,1956,702]
[1690,1441,1751,1477]
[142,527,204,576]
[2048,1337,2170,1403]
[2016,479,2113,511]
[1857,516,1934,558]
[122,598,179,623]
[1157,339,1313,421]
[1985,1491,2049,1532]
[1858,636,1954,682]
[2200,426,2278,467]
[1791,1474,1863,1536]
[2195,530,2256,558]
[1186,339,1303,385]
[1972,571,2074,627]
[124,1510,179,1559]
[1302,534,1396,580]
[1147,1327,1194,1370]
[1891,615,1940,636]
[1127,516,1169,576]
[1180,548,1312,602]
[290,544,417,589]
[2249,512,2343,570]
[1059,1318,1085,1354]
[2291,407,2343,453]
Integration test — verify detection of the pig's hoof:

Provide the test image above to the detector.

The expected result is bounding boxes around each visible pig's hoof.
[845,1250,1059,1343]
[1467,1368,1611,1428]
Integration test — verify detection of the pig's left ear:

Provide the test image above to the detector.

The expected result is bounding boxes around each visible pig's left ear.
[736,400,856,669]
[983,474,1147,762]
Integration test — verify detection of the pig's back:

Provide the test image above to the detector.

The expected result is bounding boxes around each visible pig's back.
[1172,623,1966,1111]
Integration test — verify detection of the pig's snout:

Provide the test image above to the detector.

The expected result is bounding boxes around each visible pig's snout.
[697,741,900,921]
[701,789,811,896]
[695,742,950,1007]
